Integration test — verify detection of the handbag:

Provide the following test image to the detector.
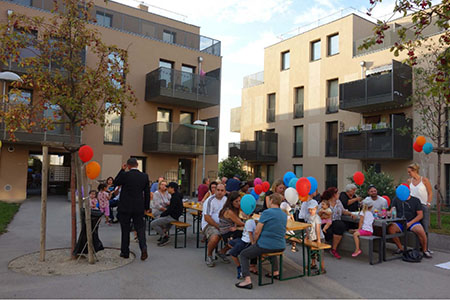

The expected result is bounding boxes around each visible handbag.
[402,249,423,263]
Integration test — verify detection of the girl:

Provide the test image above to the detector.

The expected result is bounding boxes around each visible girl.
[89,190,98,209]
[319,199,332,233]
[350,198,374,257]
[306,200,325,273]
[97,183,111,225]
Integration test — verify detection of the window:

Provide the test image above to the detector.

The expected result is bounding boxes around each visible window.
[104,102,122,144]
[162,30,176,43]
[8,88,32,105]
[326,121,338,157]
[267,165,275,184]
[294,87,304,118]
[311,40,321,61]
[159,60,174,87]
[328,34,339,56]
[325,164,338,189]
[157,108,172,123]
[326,79,339,114]
[96,11,112,27]
[108,52,124,89]
[180,112,193,124]
[44,104,64,134]
[267,93,276,123]
[159,60,174,69]
[281,51,290,70]
[131,156,146,173]
[294,165,303,178]
[181,65,195,89]
[294,126,303,157]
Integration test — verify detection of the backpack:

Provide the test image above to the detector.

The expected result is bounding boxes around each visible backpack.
[402,249,423,263]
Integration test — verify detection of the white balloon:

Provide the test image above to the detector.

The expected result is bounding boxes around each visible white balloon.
[285,187,298,206]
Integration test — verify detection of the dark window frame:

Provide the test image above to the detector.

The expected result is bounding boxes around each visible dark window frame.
[96,11,113,27]
[103,102,123,145]
[311,39,321,61]
[325,164,338,189]
[326,78,339,114]
[293,125,303,158]
[293,164,303,178]
[180,111,194,124]
[326,121,338,157]
[281,50,290,71]
[327,33,339,56]
[267,93,276,123]
[294,86,304,119]
[162,30,176,44]
[131,156,147,173]
[157,107,173,123]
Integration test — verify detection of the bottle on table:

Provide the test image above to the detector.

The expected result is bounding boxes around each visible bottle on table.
[392,207,397,219]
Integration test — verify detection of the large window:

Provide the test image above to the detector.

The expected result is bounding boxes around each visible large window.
[181,64,195,89]
[180,111,193,124]
[96,11,112,27]
[162,30,176,43]
[108,52,124,89]
[325,164,338,189]
[159,59,174,87]
[294,87,304,119]
[281,51,290,70]
[267,93,276,123]
[104,102,122,144]
[311,40,321,61]
[294,126,303,157]
[294,165,303,178]
[328,34,339,56]
[131,156,146,173]
[327,79,339,114]
[326,121,338,157]
[8,88,32,105]
[157,108,172,123]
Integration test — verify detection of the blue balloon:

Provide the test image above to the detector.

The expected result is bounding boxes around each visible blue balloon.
[423,142,433,155]
[288,177,298,188]
[396,185,410,201]
[250,190,259,201]
[307,176,318,195]
[283,171,296,187]
[241,194,256,215]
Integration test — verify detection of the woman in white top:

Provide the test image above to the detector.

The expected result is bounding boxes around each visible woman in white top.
[407,163,432,233]
[151,180,171,218]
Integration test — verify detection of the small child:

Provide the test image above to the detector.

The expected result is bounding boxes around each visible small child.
[306,200,326,273]
[319,199,332,233]
[281,202,298,252]
[228,213,256,279]
[89,190,98,209]
[97,183,111,225]
[350,198,374,257]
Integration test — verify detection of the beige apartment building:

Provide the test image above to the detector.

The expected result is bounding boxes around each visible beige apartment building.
[0,0,221,202]
[230,11,448,205]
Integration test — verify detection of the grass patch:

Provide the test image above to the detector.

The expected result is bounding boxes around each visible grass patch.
[430,212,450,235]
[0,202,20,235]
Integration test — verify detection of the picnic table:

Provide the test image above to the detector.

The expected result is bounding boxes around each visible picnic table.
[183,202,203,248]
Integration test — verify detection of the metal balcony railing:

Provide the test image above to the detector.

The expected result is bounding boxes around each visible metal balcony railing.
[229,132,277,163]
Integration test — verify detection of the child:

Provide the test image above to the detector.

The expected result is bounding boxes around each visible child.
[319,199,332,233]
[281,202,298,252]
[350,198,374,257]
[306,200,325,273]
[89,190,98,209]
[97,183,111,225]
[228,213,256,279]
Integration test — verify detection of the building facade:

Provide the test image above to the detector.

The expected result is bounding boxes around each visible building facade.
[230,12,448,205]
[0,0,222,201]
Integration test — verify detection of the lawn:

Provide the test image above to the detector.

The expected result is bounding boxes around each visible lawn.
[430,211,450,235]
[0,202,20,235]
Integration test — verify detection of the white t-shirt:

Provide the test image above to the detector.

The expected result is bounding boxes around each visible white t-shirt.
[201,195,227,230]
[363,196,388,212]
[242,219,256,243]
[359,210,374,232]
[298,199,313,220]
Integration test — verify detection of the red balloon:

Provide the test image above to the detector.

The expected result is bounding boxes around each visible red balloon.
[262,181,270,193]
[296,177,311,197]
[254,184,263,195]
[78,145,93,163]
[353,171,365,185]
[382,195,391,207]
[402,183,410,190]
[413,142,423,152]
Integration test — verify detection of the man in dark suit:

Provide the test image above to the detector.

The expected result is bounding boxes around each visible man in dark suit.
[114,158,150,261]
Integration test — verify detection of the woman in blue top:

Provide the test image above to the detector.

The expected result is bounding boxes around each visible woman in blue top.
[235,193,287,289]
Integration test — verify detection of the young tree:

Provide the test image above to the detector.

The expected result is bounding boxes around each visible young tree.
[0,0,137,258]
[218,156,249,181]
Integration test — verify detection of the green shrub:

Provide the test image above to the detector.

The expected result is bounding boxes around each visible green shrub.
[347,166,395,199]
[218,156,249,181]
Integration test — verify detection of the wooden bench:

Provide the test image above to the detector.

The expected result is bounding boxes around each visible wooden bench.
[258,252,284,286]
[343,232,382,265]
[144,212,155,236]
[170,221,191,248]
[286,236,330,276]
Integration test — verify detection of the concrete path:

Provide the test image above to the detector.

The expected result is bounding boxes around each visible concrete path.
[0,196,449,298]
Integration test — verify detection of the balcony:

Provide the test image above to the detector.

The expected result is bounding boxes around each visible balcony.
[229,132,277,163]
[145,67,220,109]
[143,122,218,155]
[339,114,412,160]
[339,60,412,113]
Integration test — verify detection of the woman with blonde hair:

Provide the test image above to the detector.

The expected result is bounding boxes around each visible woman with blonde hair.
[151,180,171,218]
[407,163,432,234]
[263,179,286,211]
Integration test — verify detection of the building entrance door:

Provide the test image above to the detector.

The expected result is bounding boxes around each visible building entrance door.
[178,159,191,197]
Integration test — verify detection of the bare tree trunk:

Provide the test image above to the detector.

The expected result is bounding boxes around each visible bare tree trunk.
[70,152,77,258]
[75,157,83,226]
[437,152,442,229]
[81,161,95,264]
[39,145,49,262]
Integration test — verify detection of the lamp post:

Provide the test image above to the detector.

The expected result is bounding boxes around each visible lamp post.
[0,71,23,139]
[194,119,208,181]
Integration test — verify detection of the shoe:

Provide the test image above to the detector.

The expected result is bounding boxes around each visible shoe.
[157,237,162,242]
[291,246,298,253]
[352,249,362,257]
[423,250,432,258]
[157,236,170,247]
[119,253,129,259]
[112,219,119,224]
[217,253,231,264]
[393,248,403,255]
[235,282,253,289]
[264,273,280,280]
[429,249,434,254]
[141,250,148,261]
[206,256,215,267]
[330,249,341,259]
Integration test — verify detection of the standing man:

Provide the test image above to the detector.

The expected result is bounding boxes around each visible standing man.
[114,158,150,261]
[198,178,210,202]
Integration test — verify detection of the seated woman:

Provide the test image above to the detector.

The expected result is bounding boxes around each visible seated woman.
[151,180,170,218]
[201,181,218,204]
[217,191,245,263]
[235,193,287,290]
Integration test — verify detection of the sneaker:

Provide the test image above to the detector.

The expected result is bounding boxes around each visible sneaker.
[217,253,231,264]
[330,249,341,259]
[157,236,170,247]
[206,256,215,267]
[423,250,432,259]
[393,248,403,255]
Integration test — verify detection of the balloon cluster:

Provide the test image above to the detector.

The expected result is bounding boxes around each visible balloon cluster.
[413,136,433,155]
[78,145,101,180]
[283,172,318,206]
[250,177,270,200]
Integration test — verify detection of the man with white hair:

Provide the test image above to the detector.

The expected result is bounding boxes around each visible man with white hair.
[339,183,361,212]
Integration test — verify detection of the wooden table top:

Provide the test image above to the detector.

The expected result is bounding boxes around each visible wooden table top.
[183,202,203,212]
[253,214,311,231]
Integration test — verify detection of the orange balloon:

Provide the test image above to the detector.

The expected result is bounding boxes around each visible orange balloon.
[86,161,101,180]
[416,136,426,147]
[299,195,309,202]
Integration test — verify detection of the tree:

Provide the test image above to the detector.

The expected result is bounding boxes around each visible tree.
[218,156,249,181]
[0,0,137,259]
[347,166,396,200]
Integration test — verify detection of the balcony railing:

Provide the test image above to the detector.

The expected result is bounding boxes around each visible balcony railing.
[6,0,221,56]
[293,141,303,157]
[339,114,412,160]
[294,103,304,118]
[243,71,264,88]
[145,67,220,109]
[326,96,339,114]
[229,132,277,163]
[143,122,218,155]
[267,108,275,123]
[339,60,412,113]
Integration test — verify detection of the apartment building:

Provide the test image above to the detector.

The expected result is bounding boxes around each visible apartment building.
[0,0,221,201]
[230,11,448,205]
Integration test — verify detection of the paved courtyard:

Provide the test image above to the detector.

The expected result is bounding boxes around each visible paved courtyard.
[0,196,449,298]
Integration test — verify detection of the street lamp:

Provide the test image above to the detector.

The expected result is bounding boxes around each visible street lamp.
[0,71,23,139]
[194,119,208,181]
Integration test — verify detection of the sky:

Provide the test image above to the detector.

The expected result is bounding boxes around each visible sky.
[116,0,400,160]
